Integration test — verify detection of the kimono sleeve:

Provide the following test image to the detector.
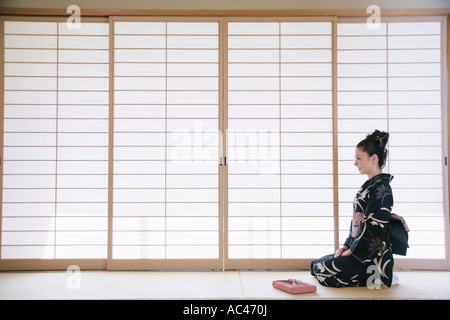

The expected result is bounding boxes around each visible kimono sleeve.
[343,222,354,249]
[349,185,393,263]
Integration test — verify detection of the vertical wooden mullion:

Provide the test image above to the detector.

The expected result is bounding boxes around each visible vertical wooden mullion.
[218,17,225,270]
[332,16,339,252]
[164,21,168,260]
[54,21,59,260]
[0,17,4,259]
[386,21,390,174]
[107,16,115,270]
[278,22,282,259]
[445,14,450,270]
[221,17,229,269]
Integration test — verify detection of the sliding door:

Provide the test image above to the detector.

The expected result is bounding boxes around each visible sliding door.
[109,18,222,269]
[337,16,449,269]
[0,18,109,267]
[224,18,335,268]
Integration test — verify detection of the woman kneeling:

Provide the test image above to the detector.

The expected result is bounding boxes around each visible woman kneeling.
[310,130,394,288]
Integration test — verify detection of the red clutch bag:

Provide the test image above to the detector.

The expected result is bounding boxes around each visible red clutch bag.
[272,279,317,294]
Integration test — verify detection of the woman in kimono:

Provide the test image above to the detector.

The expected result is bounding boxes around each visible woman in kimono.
[310,130,394,288]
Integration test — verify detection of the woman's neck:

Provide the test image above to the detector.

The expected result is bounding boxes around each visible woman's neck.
[367,168,382,180]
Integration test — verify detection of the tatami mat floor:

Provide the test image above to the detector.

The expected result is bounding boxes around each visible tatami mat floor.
[1,270,450,300]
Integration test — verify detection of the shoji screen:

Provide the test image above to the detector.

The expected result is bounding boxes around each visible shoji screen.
[1,20,109,260]
[111,19,220,267]
[226,19,334,265]
[337,17,448,266]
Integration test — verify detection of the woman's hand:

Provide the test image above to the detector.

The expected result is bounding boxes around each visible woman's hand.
[334,246,349,257]
[341,249,352,256]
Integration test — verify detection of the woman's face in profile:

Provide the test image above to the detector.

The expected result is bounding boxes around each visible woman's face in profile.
[354,147,378,176]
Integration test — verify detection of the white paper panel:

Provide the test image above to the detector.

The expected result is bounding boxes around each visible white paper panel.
[167,246,218,259]
[4,119,56,132]
[4,63,57,76]
[114,203,165,216]
[167,49,218,62]
[338,36,386,49]
[4,133,56,146]
[281,77,332,90]
[228,22,279,35]
[167,36,218,48]
[389,49,440,63]
[113,231,165,245]
[4,35,57,48]
[59,49,109,63]
[282,49,332,62]
[281,63,332,76]
[2,232,55,245]
[59,64,109,76]
[58,175,108,188]
[114,35,166,48]
[114,22,166,34]
[2,203,55,217]
[59,78,109,91]
[228,35,279,48]
[114,147,165,160]
[5,91,57,104]
[281,35,331,48]
[167,77,218,90]
[337,23,387,36]
[167,22,218,35]
[5,49,56,62]
[3,175,55,188]
[58,22,109,35]
[59,36,109,49]
[56,246,107,259]
[388,22,441,35]
[228,49,278,62]
[337,64,386,77]
[114,175,165,188]
[3,161,56,174]
[3,146,56,160]
[389,35,440,49]
[338,50,386,63]
[228,246,281,259]
[114,63,166,77]
[5,77,57,90]
[115,49,165,62]
[1,246,55,259]
[5,21,57,34]
[115,77,164,90]
[281,22,331,35]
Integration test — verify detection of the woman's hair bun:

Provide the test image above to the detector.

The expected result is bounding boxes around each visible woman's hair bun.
[367,130,389,149]
[357,130,389,168]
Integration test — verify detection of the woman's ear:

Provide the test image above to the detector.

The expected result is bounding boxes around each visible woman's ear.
[371,153,379,166]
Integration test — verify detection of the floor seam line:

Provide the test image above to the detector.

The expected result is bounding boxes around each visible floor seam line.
[238,271,245,298]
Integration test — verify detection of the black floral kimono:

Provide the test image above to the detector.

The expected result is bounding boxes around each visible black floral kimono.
[310,173,394,288]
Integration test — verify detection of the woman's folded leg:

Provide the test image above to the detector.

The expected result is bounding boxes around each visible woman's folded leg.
[310,254,370,288]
